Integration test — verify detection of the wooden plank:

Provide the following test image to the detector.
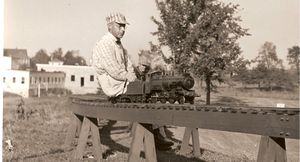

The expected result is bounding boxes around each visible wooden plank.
[88,117,102,161]
[64,113,78,148]
[179,127,192,154]
[191,128,200,156]
[71,103,300,139]
[75,114,83,137]
[257,136,287,162]
[130,122,137,137]
[128,123,145,162]
[73,117,91,160]
[159,126,166,137]
[143,127,157,162]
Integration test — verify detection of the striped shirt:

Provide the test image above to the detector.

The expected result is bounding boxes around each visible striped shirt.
[92,32,136,97]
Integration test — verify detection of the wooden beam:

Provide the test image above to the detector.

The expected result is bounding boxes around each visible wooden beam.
[128,123,157,162]
[257,136,287,162]
[71,102,299,139]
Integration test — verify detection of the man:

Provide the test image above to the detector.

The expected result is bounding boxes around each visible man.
[92,13,173,150]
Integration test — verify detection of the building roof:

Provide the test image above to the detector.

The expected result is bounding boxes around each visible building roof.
[30,71,65,74]
[4,48,29,59]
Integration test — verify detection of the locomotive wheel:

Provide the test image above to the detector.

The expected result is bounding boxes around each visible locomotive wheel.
[189,100,194,104]
[185,96,195,104]
[178,96,184,104]
[121,98,131,103]
[168,98,176,104]
[160,98,167,104]
[151,98,157,103]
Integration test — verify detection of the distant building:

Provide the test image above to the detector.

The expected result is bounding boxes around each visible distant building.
[1,56,67,97]
[3,48,30,70]
[36,61,98,94]
[2,69,30,98]
[29,71,66,96]
[49,58,63,66]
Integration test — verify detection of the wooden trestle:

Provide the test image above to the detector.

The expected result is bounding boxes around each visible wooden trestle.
[65,95,299,161]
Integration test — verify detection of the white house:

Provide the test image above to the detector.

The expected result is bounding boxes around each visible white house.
[1,56,30,97]
[36,62,98,94]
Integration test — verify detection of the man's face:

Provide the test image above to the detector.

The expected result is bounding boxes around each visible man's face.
[110,22,126,39]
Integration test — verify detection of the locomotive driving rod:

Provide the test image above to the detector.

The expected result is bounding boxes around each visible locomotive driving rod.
[69,95,299,139]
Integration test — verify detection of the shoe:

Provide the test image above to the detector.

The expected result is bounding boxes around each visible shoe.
[153,128,174,150]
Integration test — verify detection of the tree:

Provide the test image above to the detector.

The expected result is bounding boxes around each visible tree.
[253,42,284,90]
[30,49,50,70]
[152,0,249,104]
[50,48,64,61]
[138,42,170,71]
[231,57,252,86]
[31,49,50,64]
[63,50,87,66]
[287,46,300,74]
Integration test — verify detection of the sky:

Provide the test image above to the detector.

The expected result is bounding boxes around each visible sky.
[3,0,300,66]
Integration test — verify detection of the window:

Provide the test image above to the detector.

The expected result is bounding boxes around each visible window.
[58,78,61,83]
[3,77,6,83]
[39,77,41,83]
[71,75,75,81]
[48,77,50,83]
[55,77,57,83]
[90,75,94,81]
[21,77,25,84]
[13,77,16,83]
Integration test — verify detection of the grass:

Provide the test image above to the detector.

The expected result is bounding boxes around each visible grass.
[2,88,299,162]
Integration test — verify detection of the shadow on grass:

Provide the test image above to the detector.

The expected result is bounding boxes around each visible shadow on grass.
[99,120,130,159]
[99,120,206,161]
[212,96,249,106]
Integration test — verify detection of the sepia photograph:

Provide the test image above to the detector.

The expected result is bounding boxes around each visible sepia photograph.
[1,0,299,161]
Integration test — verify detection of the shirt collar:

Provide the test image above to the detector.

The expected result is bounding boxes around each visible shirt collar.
[106,32,118,42]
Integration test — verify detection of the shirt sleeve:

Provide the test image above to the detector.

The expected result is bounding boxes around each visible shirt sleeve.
[92,41,136,82]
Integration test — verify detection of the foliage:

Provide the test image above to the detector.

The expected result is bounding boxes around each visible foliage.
[152,0,249,104]
[231,57,252,85]
[138,42,170,71]
[255,42,283,69]
[63,50,87,66]
[50,48,64,61]
[30,48,87,68]
[252,42,286,90]
[287,46,300,68]
[30,49,50,70]
[31,49,50,64]
[287,45,300,75]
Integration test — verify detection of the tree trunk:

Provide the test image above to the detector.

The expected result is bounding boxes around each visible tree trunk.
[205,75,211,105]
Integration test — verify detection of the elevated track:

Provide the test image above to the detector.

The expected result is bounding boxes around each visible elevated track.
[66,95,300,161]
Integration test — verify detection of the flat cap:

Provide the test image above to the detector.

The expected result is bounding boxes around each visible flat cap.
[106,13,129,25]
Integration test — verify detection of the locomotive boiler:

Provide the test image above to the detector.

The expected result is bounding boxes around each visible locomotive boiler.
[114,70,196,104]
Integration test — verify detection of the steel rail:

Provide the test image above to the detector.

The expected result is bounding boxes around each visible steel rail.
[70,96,300,139]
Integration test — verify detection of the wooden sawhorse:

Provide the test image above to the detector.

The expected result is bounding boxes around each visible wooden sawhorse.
[64,113,157,162]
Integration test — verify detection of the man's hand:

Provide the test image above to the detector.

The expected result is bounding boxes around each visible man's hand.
[134,64,150,80]
[137,65,146,72]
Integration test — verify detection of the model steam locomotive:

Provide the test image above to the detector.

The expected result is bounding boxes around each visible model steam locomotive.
[112,69,196,104]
